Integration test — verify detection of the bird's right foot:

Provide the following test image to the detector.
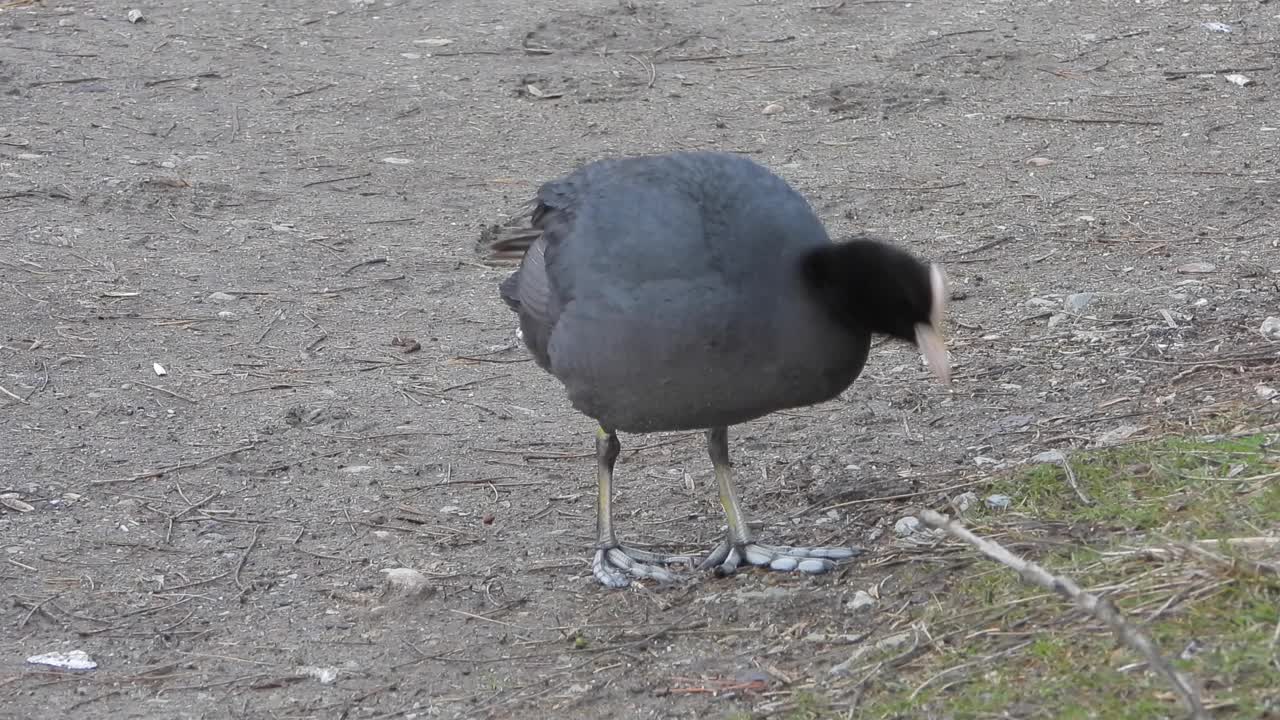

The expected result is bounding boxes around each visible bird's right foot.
[590,545,694,588]
[699,540,861,577]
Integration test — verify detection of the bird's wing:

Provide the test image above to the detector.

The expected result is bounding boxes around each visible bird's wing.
[485,176,586,369]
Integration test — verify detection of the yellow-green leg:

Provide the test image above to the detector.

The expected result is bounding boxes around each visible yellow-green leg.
[590,426,692,588]
[698,426,861,576]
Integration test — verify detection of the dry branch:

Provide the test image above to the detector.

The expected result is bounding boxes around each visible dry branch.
[918,509,1208,720]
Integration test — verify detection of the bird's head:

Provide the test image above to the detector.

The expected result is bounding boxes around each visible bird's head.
[800,237,951,384]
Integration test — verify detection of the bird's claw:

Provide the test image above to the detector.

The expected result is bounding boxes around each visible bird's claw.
[591,546,694,589]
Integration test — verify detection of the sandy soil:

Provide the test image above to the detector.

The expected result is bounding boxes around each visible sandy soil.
[2,0,1277,717]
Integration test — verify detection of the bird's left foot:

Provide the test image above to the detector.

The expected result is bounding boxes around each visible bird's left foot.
[698,540,861,577]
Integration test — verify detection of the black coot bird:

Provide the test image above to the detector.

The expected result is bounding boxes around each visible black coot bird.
[487,151,950,589]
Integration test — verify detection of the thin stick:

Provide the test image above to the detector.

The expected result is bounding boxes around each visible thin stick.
[284,82,336,99]
[1037,450,1092,505]
[918,510,1207,720]
[302,173,372,188]
[137,381,198,404]
[628,54,656,88]
[343,257,388,275]
[1163,65,1272,79]
[0,384,29,404]
[27,76,105,88]
[95,444,256,484]
[255,308,284,345]
[1005,114,1162,126]
[952,235,1014,257]
[234,526,261,591]
[143,72,222,87]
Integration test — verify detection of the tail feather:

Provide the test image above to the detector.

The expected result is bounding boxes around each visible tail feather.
[477,201,539,266]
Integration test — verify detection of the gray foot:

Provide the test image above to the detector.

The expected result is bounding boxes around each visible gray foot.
[591,546,695,589]
[698,541,861,577]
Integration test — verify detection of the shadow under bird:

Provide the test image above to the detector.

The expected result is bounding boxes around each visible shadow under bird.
[485,151,951,589]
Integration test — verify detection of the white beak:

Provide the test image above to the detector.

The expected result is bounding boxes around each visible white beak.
[915,264,950,384]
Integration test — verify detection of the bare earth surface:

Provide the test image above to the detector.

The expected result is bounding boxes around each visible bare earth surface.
[2,0,1278,718]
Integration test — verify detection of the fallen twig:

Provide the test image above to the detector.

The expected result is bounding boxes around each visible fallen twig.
[1005,114,1162,126]
[27,76,105,88]
[137,381,198,404]
[1035,449,1092,505]
[343,257,388,275]
[302,173,372,188]
[1163,65,1272,80]
[235,526,261,591]
[0,384,29,405]
[143,72,222,87]
[918,509,1208,720]
[95,444,256,484]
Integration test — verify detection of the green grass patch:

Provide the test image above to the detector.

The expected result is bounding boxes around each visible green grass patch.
[817,431,1279,719]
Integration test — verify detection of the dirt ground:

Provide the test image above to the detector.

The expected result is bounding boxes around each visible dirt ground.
[2,0,1278,718]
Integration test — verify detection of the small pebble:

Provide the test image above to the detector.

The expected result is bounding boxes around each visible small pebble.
[1260,317,1280,341]
[1031,449,1066,464]
[207,291,236,303]
[1094,424,1140,445]
[995,414,1033,432]
[301,666,339,684]
[1065,292,1094,312]
[846,590,876,611]
[893,516,922,536]
[381,568,432,598]
[762,102,784,115]
[985,494,1012,510]
[1176,262,1216,274]
[951,491,979,514]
